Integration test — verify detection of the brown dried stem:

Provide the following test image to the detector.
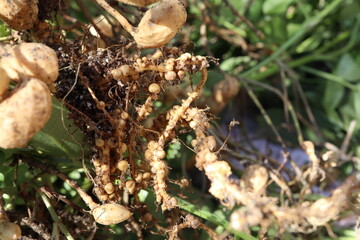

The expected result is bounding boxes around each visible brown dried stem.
[168,214,220,240]
[20,156,99,210]
[75,0,111,45]
[223,0,265,40]
[94,0,134,34]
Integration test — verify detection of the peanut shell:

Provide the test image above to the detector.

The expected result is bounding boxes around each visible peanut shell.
[132,0,187,48]
[0,43,59,85]
[92,203,132,225]
[0,221,21,240]
[0,67,10,98]
[0,78,52,149]
[0,0,38,30]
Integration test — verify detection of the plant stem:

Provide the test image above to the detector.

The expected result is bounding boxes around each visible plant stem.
[174,196,258,240]
[21,156,98,210]
[95,0,134,34]
[39,193,75,240]
[300,66,357,90]
[315,31,350,54]
[143,189,257,240]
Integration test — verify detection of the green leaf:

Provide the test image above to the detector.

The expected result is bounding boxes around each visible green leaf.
[335,54,360,82]
[218,0,246,24]
[228,0,245,10]
[0,22,10,38]
[138,189,149,202]
[338,85,360,128]
[29,97,87,161]
[0,148,18,161]
[166,141,181,160]
[220,56,251,72]
[339,0,360,22]
[352,86,360,119]
[263,0,293,15]
[69,169,82,180]
[269,15,288,43]
[295,34,323,53]
[248,0,263,20]
[339,105,356,130]
[287,23,302,38]
[322,81,345,111]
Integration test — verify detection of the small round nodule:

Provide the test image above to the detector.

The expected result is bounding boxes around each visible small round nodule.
[149,83,161,94]
[165,71,177,81]
[117,160,129,172]
[92,203,132,225]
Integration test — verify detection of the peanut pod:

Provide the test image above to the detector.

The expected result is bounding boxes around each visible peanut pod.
[132,0,187,48]
[0,78,52,149]
[0,221,21,240]
[0,0,38,30]
[91,203,132,225]
[96,0,187,48]
[0,43,59,85]
[0,67,10,98]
